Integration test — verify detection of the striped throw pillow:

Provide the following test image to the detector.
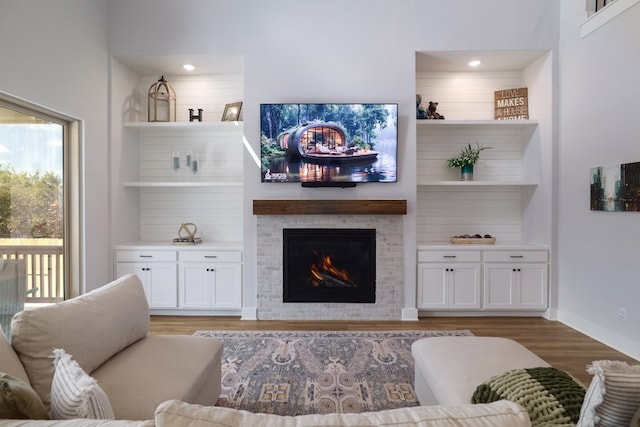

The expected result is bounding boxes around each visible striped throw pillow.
[50,348,114,420]
[577,360,640,427]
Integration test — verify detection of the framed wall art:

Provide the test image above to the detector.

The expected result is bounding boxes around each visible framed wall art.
[590,161,640,211]
[222,102,242,121]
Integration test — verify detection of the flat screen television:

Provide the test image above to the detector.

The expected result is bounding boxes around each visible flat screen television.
[260,103,398,185]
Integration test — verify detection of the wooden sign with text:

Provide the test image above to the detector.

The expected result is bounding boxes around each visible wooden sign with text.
[494,87,529,120]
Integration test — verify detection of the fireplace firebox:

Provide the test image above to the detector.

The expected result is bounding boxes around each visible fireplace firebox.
[283,228,376,303]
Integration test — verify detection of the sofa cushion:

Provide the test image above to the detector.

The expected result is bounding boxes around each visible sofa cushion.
[0,372,49,420]
[92,335,223,421]
[155,399,532,427]
[577,360,640,427]
[472,367,586,426]
[0,329,30,385]
[11,274,150,409]
[50,348,115,420]
[412,336,550,405]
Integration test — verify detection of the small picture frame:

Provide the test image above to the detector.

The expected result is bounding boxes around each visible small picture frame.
[222,102,243,121]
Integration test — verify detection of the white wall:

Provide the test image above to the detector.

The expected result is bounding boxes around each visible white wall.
[1,1,567,317]
[0,0,111,292]
[108,0,560,317]
[558,2,640,358]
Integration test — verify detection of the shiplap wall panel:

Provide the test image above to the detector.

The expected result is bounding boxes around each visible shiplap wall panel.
[417,187,522,242]
[416,71,522,120]
[138,130,243,182]
[417,127,523,182]
[416,69,528,243]
[139,187,242,242]
[131,74,244,243]
[138,74,243,122]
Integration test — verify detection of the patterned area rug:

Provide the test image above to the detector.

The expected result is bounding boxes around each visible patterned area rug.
[194,330,473,416]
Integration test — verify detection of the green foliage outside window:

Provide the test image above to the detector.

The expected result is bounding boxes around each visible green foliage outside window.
[0,167,62,238]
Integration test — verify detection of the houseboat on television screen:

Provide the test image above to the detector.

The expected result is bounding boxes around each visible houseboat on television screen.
[277,121,378,163]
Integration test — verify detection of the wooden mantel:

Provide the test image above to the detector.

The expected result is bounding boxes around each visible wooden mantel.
[252,200,407,215]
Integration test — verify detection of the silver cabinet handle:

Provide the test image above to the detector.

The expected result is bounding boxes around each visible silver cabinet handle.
[510,255,524,259]
[443,255,456,259]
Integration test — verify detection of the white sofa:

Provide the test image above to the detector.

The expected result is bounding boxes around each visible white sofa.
[1,275,223,422]
[1,399,531,426]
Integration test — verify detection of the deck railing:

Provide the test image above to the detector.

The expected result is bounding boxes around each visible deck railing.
[0,245,64,303]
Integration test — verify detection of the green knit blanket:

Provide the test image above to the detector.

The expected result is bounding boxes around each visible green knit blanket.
[472,367,586,427]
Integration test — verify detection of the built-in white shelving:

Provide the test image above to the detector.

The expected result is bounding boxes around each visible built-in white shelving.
[416,119,538,130]
[124,181,243,188]
[417,180,538,187]
[124,121,242,132]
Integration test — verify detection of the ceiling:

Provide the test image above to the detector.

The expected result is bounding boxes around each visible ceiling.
[114,54,244,76]
[416,50,548,72]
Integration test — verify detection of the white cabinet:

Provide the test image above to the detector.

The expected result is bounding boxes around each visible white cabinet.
[114,245,242,313]
[417,247,549,313]
[417,250,481,309]
[179,250,242,309]
[115,250,177,308]
[483,250,548,310]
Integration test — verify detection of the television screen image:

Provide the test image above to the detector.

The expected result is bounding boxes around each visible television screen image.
[260,103,398,184]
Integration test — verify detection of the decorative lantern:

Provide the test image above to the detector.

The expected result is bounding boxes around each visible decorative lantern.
[147,76,176,122]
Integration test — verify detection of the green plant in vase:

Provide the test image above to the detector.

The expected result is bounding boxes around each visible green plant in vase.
[447,143,491,181]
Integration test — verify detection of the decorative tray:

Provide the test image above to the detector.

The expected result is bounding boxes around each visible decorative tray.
[450,236,496,245]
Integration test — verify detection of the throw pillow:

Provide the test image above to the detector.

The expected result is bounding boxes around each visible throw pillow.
[50,348,115,420]
[472,366,586,427]
[0,372,49,419]
[577,360,640,427]
[630,406,640,427]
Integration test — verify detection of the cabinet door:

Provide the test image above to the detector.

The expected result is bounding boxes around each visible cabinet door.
[517,264,548,310]
[180,263,212,309]
[116,263,151,304]
[210,263,242,308]
[483,264,515,309]
[449,264,481,309]
[147,263,178,308]
[417,263,448,309]
[484,263,548,310]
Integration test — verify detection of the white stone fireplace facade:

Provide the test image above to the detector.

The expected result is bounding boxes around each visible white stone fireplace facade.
[255,213,404,320]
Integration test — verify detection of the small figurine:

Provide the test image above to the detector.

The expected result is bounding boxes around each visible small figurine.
[416,95,428,119]
[428,101,445,120]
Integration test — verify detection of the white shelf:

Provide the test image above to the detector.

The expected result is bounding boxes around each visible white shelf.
[418,180,537,187]
[124,121,243,132]
[124,181,242,188]
[416,119,538,130]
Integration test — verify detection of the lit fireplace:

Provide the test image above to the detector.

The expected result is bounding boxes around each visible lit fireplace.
[283,228,376,303]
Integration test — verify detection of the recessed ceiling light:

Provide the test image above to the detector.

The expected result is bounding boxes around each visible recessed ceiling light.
[468,60,481,67]
[183,64,195,71]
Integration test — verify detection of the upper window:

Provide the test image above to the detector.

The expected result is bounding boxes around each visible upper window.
[582,0,640,37]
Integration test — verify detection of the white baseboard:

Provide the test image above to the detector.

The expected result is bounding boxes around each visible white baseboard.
[241,306,257,320]
[558,310,640,361]
[402,308,419,321]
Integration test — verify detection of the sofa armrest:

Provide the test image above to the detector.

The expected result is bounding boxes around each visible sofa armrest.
[11,274,150,409]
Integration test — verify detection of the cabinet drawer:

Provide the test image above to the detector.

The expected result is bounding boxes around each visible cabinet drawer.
[179,250,242,263]
[418,250,481,263]
[116,250,176,262]
[483,250,548,263]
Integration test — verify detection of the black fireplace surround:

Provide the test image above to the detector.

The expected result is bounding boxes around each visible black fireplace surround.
[282,228,376,303]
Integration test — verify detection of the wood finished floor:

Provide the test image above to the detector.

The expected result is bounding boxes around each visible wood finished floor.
[149,315,638,386]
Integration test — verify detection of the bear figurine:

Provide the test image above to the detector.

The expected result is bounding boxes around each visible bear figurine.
[428,101,445,120]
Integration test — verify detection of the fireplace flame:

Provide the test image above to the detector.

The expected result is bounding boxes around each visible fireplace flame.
[309,251,356,287]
